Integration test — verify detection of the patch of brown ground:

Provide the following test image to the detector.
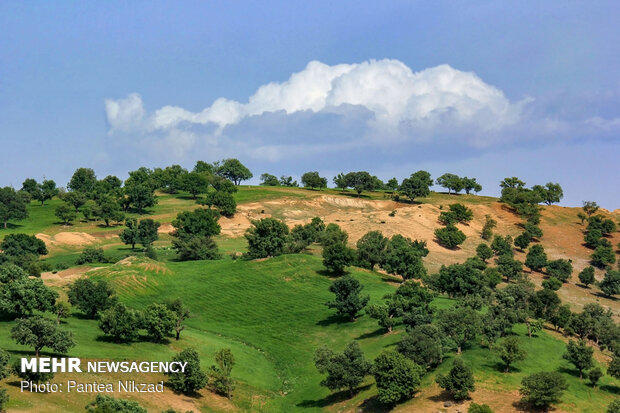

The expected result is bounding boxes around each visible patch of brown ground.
[40,266,102,288]
[36,231,97,247]
[157,223,174,234]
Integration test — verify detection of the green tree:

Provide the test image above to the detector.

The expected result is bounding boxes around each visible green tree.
[326,275,369,321]
[381,235,428,279]
[436,357,475,401]
[563,340,593,379]
[546,259,573,282]
[468,403,493,413]
[314,341,372,396]
[356,231,388,270]
[95,198,124,226]
[181,172,209,198]
[125,184,157,213]
[494,336,526,372]
[608,399,620,413]
[301,171,327,190]
[75,247,106,264]
[21,178,39,197]
[476,243,493,262]
[323,241,355,275]
[68,278,116,318]
[435,225,466,249]
[138,218,160,247]
[172,209,221,261]
[279,175,297,187]
[119,218,139,249]
[11,315,74,356]
[519,371,567,410]
[481,215,497,240]
[98,303,140,343]
[31,179,58,205]
[514,233,531,251]
[209,348,236,399]
[537,182,564,205]
[436,306,480,354]
[62,191,87,211]
[436,173,464,194]
[462,177,482,194]
[591,245,616,269]
[333,173,348,191]
[491,235,513,256]
[68,167,97,193]
[525,244,547,272]
[587,367,603,388]
[245,218,289,258]
[449,203,473,223]
[0,186,29,228]
[582,201,599,216]
[599,270,620,297]
[205,190,237,217]
[172,234,221,261]
[165,348,208,395]
[399,170,433,201]
[215,158,253,185]
[165,298,190,341]
[397,324,443,370]
[0,277,57,318]
[142,303,176,343]
[260,173,280,186]
[386,177,399,197]
[0,233,47,258]
[344,171,375,196]
[372,350,423,405]
[55,300,70,324]
[85,394,146,413]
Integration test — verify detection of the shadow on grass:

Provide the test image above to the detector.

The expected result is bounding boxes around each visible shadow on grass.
[163,380,204,398]
[316,314,351,326]
[297,384,372,408]
[600,384,620,394]
[0,223,23,230]
[356,328,385,340]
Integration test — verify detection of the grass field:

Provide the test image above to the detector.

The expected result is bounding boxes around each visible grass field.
[0,186,618,412]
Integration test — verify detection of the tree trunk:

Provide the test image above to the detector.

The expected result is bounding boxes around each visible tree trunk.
[176,330,180,341]
[3,220,7,229]
[527,322,532,338]
[457,345,462,354]
[36,347,40,357]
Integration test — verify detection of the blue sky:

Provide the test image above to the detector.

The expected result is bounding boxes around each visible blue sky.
[1,1,618,208]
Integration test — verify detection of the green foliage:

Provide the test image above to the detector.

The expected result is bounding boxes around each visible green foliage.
[166,348,208,395]
[438,210,457,225]
[279,175,298,187]
[323,241,356,275]
[468,403,493,413]
[142,303,176,342]
[495,254,523,282]
[137,218,160,247]
[381,235,428,279]
[326,275,369,321]
[0,388,7,412]
[11,315,74,356]
[491,235,513,257]
[343,171,376,196]
[209,348,236,398]
[172,209,221,261]
[436,173,464,194]
[587,214,617,235]
[0,233,47,257]
[54,203,76,224]
[98,303,140,343]
[525,244,547,272]
[608,399,620,413]
[75,247,107,265]
[206,191,237,217]
[119,217,139,249]
[85,394,147,413]
[542,277,562,291]
[181,172,209,198]
[398,170,433,201]
[436,357,475,401]
[314,341,371,395]
[434,225,466,249]
[245,217,290,258]
[608,355,620,379]
[356,231,388,270]
[563,339,594,378]
[494,336,526,372]
[260,173,280,186]
[476,243,493,262]
[429,262,486,298]
[95,198,124,226]
[519,371,567,410]
[591,245,616,269]
[481,214,497,240]
[546,259,573,282]
[436,306,480,354]
[301,171,327,189]
[599,269,620,297]
[461,177,482,194]
[214,158,253,185]
[372,350,423,405]
[68,278,116,318]
[397,324,443,370]
[0,349,10,380]
[0,276,57,318]
[172,235,221,261]
[165,298,191,341]
[513,233,531,251]
[588,366,603,387]
[578,266,596,287]
[448,203,473,223]
[584,228,603,249]
[534,182,564,205]
[125,184,157,213]
[0,186,29,229]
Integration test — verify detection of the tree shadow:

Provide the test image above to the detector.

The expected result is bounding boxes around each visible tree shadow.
[592,291,617,301]
[316,314,350,326]
[297,385,372,408]
[557,366,580,379]
[358,395,392,413]
[432,238,462,251]
[600,384,620,394]
[163,380,204,398]
[316,269,346,278]
[428,389,454,403]
[356,328,385,340]
[1,223,24,230]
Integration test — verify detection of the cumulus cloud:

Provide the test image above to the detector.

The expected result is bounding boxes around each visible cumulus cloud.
[104,93,146,132]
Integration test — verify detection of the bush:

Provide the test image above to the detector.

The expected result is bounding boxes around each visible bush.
[75,247,107,265]
[85,394,146,413]
[172,235,220,261]
[434,225,466,249]
[468,404,493,413]
[546,259,573,282]
[165,348,208,395]
[519,371,567,410]
[244,218,290,258]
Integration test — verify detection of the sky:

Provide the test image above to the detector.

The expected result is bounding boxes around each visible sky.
[1,1,619,209]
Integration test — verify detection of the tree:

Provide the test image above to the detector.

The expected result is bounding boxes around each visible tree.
[205,190,237,217]
[166,348,208,395]
[323,241,356,274]
[119,218,139,249]
[462,177,482,194]
[538,182,564,205]
[181,172,209,198]
[546,259,573,282]
[476,243,493,262]
[525,244,547,272]
[28,179,58,206]
[55,300,70,324]
[165,298,190,341]
[435,225,466,249]
[491,235,513,256]
[0,233,47,258]
[245,218,289,258]
[399,170,433,201]
[514,233,531,251]
[357,231,388,270]
[584,228,603,249]
[172,234,220,261]
[436,173,464,194]
[344,171,375,196]
[449,203,474,223]
[549,304,572,332]
[209,348,236,399]
[0,389,6,412]
[75,247,106,265]
[172,209,221,261]
[301,171,327,190]
[397,324,443,370]
[279,175,298,187]
[68,167,97,193]
[326,275,369,321]
[599,270,620,297]
[0,186,29,228]
[68,278,116,318]
[125,184,157,214]
[138,219,160,247]
[98,303,140,343]
[314,341,372,396]
[494,336,526,372]
[0,277,57,318]
[563,340,593,379]
[608,399,620,413]
[142,303,176,342]
[578,267,596,288]
[436,357,475,401]
[260,173,279,186]
[95,198,124,226]
[524,222,543,240]
[588,367,603,388]
[85,394,147,413]
[386,177,399,197]
[11,315,74,357]
[519,371,567,410]
[333,173,348,191]
[468,404,493,413]
[62,191,87,211]
[372,350,423,405]
[380,235,427,279]
[436,306,480,354]
[21,178,39,197]
[429,262,486,298]
[215,158,253,185]
[481,215,497,240]
[582,201,599,216]
[591,245,616,269]
[193,160,215,174]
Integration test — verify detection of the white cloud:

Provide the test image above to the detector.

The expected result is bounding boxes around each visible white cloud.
[105,59,529,140]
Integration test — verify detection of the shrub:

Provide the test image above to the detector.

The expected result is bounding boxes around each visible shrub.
[75,247,107,265]
[435,225,466,249]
